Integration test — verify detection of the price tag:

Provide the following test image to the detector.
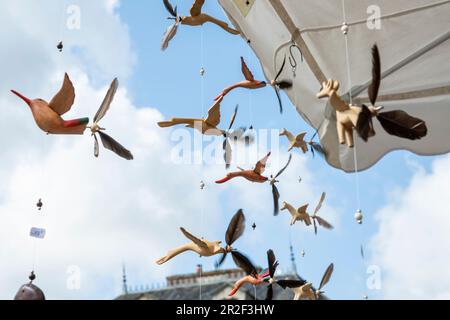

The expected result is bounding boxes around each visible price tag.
[30,227,46,239]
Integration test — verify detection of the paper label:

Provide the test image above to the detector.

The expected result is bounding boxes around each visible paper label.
[30,227,46,239]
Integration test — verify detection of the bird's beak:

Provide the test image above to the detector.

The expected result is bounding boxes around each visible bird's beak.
[11,90,31,106]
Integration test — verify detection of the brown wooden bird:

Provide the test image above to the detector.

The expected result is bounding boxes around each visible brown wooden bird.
[280,201,312,226]
[156,227,225,265]
[214,57,267,101]
[279,129,308,153]
[215,152,271,184]
[277,280,314,300]
[157,210,253,269]
[157,96,225,136]
[161,0,240,50]
[277,263,334,300]
[317,44,427,148]
[11,73,89,135]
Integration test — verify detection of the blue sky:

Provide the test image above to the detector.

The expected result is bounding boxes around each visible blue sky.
[1,0,448,300]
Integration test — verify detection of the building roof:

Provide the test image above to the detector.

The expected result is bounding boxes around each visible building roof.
[116,268,327,300]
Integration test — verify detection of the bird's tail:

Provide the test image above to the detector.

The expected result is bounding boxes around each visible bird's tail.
[158,118,193,128]
[63,117,89,127]
[215,174,233,184]
[53,117,89,135]
[155,245,191,265]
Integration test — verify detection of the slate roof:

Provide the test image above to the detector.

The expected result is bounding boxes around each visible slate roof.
[116,273,328,300]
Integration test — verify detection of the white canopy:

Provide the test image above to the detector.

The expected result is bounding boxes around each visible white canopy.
[218,0,450,172]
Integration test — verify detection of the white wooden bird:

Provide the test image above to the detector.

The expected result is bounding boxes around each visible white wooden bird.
[279,128,308,153]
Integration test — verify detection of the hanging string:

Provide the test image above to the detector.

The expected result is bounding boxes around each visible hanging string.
[341,0,361,210]
[198,25,205,301]
[57,0,67,51]
[31,236,37,274]
[342,0,366,299]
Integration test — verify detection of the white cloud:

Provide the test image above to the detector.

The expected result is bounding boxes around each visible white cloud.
[369,155,450,299]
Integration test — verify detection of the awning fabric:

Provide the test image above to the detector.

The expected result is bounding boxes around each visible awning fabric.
[218,0,450,172]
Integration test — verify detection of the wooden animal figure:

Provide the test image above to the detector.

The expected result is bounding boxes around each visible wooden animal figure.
[228,250,279,300]
[157,96,225,136]
[157,210,254,271]
[317,45,427,148]
[215,152,271,184]
[279,128,308,153]
[277,280,315,300]
[156,227,225,265]
[280,202,312,226]
[11,73,89,135]
[161,0,239,50]
[281,192,328,229]
[277,263,333,300]
[215,57,266,101]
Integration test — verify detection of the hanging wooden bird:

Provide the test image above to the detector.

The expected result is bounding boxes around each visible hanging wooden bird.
[89,78,133,160]
[228,249,279,300]
[161,0,240,51]
[156,227,225,265]
[215,57,267,101]
[280,201,312,226]
[310,192,333,235]
[158,97,246,167]
[217,152,291,215]
[36,199,43,211]
[279,129,308,153]
[270,154,292,216]
[276,279,311,300]
[317,44,427,148]
[158,96,225,136]
[278,263,333,300]
[156,210,253,270]
[11,73,89,135]
[14,271,45,300]
[279,129,326,158]
[215,152,271,184]
[270,56,293,113]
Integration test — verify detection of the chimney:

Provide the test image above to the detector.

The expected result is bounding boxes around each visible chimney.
[196,264,203,275]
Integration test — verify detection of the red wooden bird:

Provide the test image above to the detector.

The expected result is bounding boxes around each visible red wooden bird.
[214,57,266,101]
[215,152,271,184]
[11,73,88,135]
[228,250,279,300]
